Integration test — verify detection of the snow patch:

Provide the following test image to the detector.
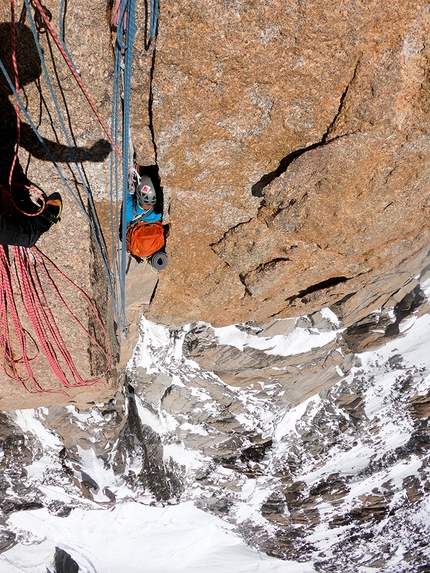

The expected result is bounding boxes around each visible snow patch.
[214,321,339,357]
[1,503,315,573]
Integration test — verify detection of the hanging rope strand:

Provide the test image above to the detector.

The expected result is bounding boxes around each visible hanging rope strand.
[110,50,124,329]
[8,0,21,187]
[30,0,122,158]
[149,0,159,42]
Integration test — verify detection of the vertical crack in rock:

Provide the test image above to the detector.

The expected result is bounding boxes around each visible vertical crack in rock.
[149,276,160,304]
[145,30,167,221]
[251,57,361,198]
[148,45,158,164]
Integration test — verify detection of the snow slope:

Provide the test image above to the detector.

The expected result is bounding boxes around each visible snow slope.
[0,502,314,573]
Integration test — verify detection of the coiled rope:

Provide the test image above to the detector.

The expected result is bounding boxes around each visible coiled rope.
[0,246,111,392]
[0,0,112,392]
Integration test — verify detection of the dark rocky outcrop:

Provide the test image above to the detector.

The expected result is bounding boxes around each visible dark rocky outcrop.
[53,547,80,573]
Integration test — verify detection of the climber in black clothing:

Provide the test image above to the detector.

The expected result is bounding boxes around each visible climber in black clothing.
[0,21,110,247]
[0,184,62,248]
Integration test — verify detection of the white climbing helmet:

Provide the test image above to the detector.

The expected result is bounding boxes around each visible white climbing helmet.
[136,175,156,207]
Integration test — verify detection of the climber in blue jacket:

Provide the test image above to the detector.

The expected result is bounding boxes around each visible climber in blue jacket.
[123,172,168,269]
[124,175,162,229]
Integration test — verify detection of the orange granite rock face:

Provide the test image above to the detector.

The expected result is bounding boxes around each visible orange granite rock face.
[145,0,430,326]
[2,0,430,407]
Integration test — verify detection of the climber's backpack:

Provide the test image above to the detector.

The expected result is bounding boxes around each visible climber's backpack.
[126,219,165,259]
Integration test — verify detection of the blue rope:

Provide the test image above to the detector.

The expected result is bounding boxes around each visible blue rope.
[107,0,139,336]
[110,39,125,331]
[149,0,159,41]
[119,0,137,333]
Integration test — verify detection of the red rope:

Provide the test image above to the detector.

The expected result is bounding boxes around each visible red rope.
[0,3,112,393]
[111,0,123,29]
[0,246,111,393]
[25,246,111,387]
[31,0,122,159]
[0,247,44,391]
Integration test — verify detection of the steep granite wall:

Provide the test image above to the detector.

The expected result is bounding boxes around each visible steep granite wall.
[142,0,430,326]
[0,0,117,408]
[1,0,429,403]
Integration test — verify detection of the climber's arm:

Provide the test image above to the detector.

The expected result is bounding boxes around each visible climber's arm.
[124,191,135,227]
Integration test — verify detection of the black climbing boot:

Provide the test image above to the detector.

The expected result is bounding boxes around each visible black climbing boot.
[43,192,63,225]
[37,192,63,231]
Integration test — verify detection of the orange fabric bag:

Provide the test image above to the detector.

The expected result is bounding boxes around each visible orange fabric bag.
[126,220,165,258]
